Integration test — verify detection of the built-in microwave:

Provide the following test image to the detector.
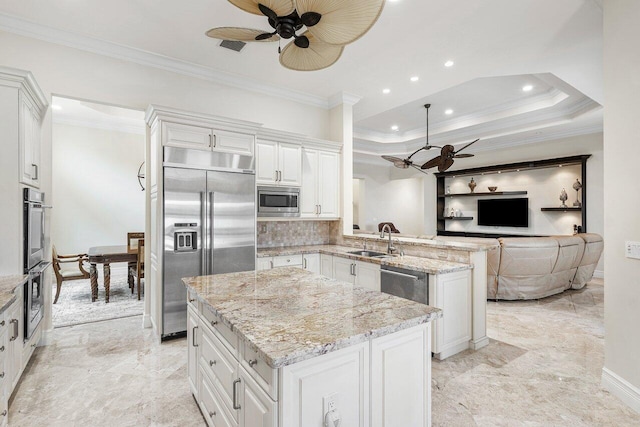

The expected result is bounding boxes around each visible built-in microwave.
[257,186,300,217]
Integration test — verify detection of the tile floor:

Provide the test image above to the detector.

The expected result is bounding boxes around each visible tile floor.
[8,279,640,426]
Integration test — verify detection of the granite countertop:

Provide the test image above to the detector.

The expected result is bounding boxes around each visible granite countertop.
[345,233,497,251]
[0,275,28,315]
[183,267,442,369]
[257,245,472,274]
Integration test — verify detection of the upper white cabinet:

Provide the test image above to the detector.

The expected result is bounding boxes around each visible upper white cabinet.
[19,94,43,188]
[256,140,301,187]
[301,147,340,218]
[162,122,254,156]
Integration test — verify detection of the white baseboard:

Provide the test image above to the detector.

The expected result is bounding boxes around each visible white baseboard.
[142,313,152,328]
[594,269,604,279]
[39,327,54,346]
[602,367,640,414]
[470,336,490,350]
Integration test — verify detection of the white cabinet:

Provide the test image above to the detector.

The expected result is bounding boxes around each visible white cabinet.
[256,140,301,186]
[162,122,254,156]
[256,258,273,271]
[429,270,472,360]
[19,94,42,188]
[239,368,277,427]
[371,323,431,427]
[320,254,334,278]
[5,294,22,392]
[301,148,340,218]
[331,257,380,291]
[256,255,303,271]
[188,306,200,398]
[302,254,320,274]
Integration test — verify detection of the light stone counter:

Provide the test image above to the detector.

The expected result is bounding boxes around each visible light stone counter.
[0,274,28,315]
[182,267,442,368]
[257,244,473,274]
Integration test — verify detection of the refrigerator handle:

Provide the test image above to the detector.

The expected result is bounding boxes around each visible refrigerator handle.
[209,191,214,275]
[201,191,207,276]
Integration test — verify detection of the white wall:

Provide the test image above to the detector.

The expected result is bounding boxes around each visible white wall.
[51,123,145,254]
[602,0,640,413]
[353,163,425,235]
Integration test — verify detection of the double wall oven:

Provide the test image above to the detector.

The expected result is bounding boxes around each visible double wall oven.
[23,188,50,341]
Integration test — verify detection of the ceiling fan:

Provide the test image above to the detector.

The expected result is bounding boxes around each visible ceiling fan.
[206,0,386,71]
[382,104,479,173]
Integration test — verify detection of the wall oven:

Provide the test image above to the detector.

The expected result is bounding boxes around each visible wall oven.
[257,186,300,217]
[23,188,50,341]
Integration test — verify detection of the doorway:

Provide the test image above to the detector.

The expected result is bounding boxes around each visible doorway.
[50,96,146,327]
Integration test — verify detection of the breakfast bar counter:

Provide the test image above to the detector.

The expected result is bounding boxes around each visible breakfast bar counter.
[182,267,441,426]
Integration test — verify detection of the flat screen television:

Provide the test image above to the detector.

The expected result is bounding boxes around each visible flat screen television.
[477,198,529,228]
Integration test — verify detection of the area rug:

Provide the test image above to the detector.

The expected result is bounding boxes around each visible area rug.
[52,267,144,328]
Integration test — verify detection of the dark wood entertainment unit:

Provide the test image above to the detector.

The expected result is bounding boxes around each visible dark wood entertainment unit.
[435,155,591,237]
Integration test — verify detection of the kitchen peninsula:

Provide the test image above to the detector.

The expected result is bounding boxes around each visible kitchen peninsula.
[183,267,442,427]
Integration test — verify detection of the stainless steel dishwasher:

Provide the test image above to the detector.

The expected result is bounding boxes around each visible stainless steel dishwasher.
[380,265,429,304]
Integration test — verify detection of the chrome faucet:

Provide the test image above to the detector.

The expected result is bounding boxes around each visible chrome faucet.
[380,224,396,254]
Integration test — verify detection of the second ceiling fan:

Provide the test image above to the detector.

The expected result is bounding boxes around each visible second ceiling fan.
[382,104,479,173]
[206,0,386,71]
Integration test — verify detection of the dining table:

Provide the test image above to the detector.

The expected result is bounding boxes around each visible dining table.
[87,245,138,303]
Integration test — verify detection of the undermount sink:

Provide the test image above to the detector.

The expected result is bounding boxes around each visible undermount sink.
[347,250,389,258]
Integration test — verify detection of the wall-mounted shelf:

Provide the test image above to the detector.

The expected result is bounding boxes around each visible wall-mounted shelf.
[439,216,474,221]
[438,191,528,198]
[540,207,582,212]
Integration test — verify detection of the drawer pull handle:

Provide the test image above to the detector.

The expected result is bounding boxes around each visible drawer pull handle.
[209,360,216,367]
[209,411,216,417]
[232,378,241,410]
[248,359,258,367]
[192,326,198,347]
[211,320,218,326]
[0,346,4,352]
[189,299,195,303]
[0,410,5,416]
[0,320,4,326]
[0,372,4,378]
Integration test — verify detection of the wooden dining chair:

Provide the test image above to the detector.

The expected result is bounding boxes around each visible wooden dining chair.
[52,245,90,304]
[127,232,144,293]
[128,238,145,300]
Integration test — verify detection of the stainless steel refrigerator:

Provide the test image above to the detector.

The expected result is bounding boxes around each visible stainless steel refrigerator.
[162,148,255,339]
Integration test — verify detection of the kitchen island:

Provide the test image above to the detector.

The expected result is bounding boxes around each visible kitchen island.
[183,267,442,427]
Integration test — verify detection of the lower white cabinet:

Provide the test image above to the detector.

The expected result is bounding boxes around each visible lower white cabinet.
[302,254,320,274]
[320,254,333,278]
[188,297,432,426]
[256,258,273,272]
[329,256,381,291]
[256,255,302,272]
[429,270,472,360]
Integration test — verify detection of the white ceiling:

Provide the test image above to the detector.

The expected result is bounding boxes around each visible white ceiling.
[0,0,603,154]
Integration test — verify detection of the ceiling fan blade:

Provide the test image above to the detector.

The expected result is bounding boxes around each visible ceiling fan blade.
[295,0,385,45]
[280,31,343,71]
[228,0,295,17]
[300,11,322,27]
[421,156,442,170]
[454,138,480,154]
[255,31,277,40]
[294,35,310,48]
[439,158,455,172]
[258,3,279,21]
[454,153,474,158]
[382,155,412,169]
[206,27,280,42]
[441,145,456,158]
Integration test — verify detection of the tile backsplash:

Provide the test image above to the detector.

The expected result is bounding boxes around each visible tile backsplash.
[257,220,340,248]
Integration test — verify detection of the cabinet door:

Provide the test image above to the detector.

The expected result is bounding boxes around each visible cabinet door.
[19,97,36,186]
[300,148,319,217]
[321,254,334,278]
[318,150,339,218]
[6,298,22,392]
[354,261,380,292]
[239,369,277,427]
[371,323,431,427]
[30,107,41,187]
[200,371,237,427]
[278,143,302,187]
[187,306,200,398]
[256,258,273,271]
[430,271,472,359]
[333,257,355,284]
[303,254,321,274]
[256,140,278,185]
[163,122,212,150]
[214,129,254,156]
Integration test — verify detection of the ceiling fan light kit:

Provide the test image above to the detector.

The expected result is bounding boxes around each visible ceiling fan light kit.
[207,0,386,71]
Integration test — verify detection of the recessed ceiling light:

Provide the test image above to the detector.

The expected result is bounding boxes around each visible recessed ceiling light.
[444,60,454,67]
[382,88,391,94]
[498,171,502,174]
[445,109,453,115]
[410,76,419,82]
[522,85,533,92]
[391,125,399,131]
[52,104,62,111]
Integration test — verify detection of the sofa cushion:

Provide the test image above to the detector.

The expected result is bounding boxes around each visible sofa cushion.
[550,236,585,291]
[572,233,604,289]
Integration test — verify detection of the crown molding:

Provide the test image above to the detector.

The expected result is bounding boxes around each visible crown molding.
[0,65,49,114]
[0,12,330,110]
[328,91,362,109]
[53,115,146,135]
[146,104,263,134]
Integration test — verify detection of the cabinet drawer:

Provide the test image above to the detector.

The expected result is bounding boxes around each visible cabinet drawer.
[187,288,199,311]
[201,306,238,355]
[213,129,254,156]
[200,366,238,427]
[201,326,239,422]
[272,254,303,268]
[241,342,278,401]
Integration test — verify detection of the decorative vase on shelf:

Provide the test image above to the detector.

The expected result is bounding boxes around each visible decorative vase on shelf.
[572,178,582,207]
[468,177,476,193]
[559,188,568,208]
[449,208,455,218]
